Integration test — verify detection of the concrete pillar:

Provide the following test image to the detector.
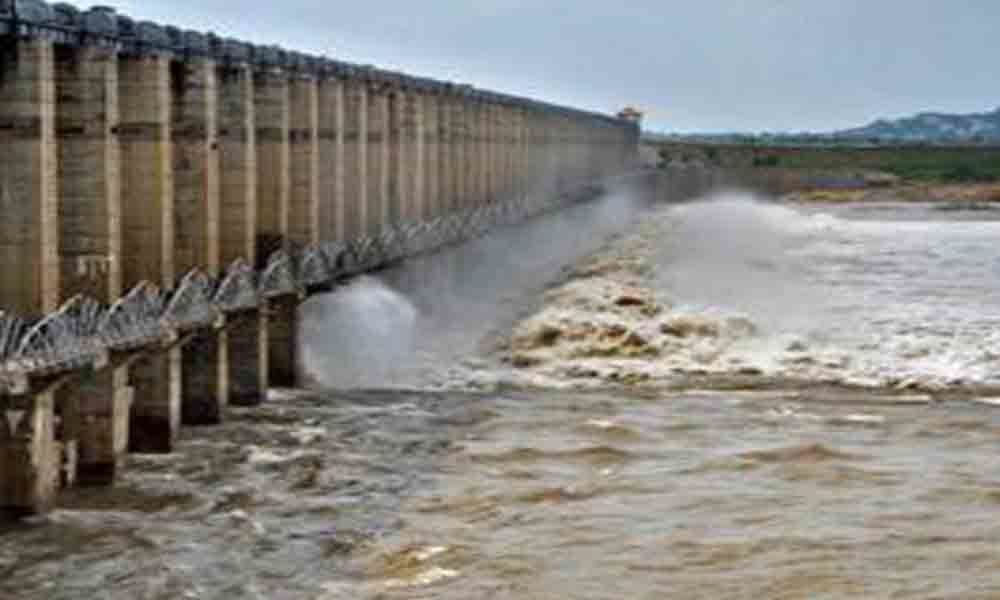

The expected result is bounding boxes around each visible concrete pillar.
[527,108,538,199]
[289,76,320,247]
[563,115,572,192]
[484,101,495,205]
[471,99,485,207]
[486,101,497,204]
[585,122,596,180]
[568,117,577,188]
[562,115,573,191]
[53,44,132,484]
[525,109,538,199]
[454,95,469,210]
[219,64,256,266]
[0,394,60,517]
[435,91,451,218]
[0,39,61,514]
[497,102,508,201]
[218,62,267,407]
[366,84,389,233]
[569,116,576,185]
[550,114,562,195]
[502,103,513,201]
[55,46,120,304]
[446,94,458,211]
[254,67,290,255]
[254,70,291,258]
[479,100,489,205]
[227,309,267,403]
[118,52,181,454]
[525,109,535,201]
[265,293,296,388]
[543,112,554,196]
[342,79,367,240]
[496,102,509,202]
[421,90,438,220]
[318,78,344,241]
[217,62,266,406]
[254,68,297,387]
[594,123,603,179]
[543,112,554,197]
[387,89,402,225]
[441,92,463,214]
[513,106,526,203]
[590,123,599,179]
[511,104,522,201]
[172,57,226,426]
[398,88,423,222]
[474,99,486,206]
[0,39,58,316]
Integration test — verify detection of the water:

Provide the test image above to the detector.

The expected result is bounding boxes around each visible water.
[3,189,1000,599]
[508,193,1000,394]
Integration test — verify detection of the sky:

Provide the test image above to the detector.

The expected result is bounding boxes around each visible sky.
[63,0,1000,133]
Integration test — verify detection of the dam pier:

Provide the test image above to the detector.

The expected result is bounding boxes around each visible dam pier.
[0,2,639,517]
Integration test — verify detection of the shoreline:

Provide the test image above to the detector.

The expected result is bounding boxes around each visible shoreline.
[782,181,1000,204]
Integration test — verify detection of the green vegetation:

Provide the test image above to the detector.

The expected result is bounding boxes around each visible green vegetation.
[752,155,780,167]
[774,146,1000,182]
[651,139,1000,184]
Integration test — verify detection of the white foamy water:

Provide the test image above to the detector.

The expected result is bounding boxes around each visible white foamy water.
[299,188,653,391]
[506,192,1000,393]
[749,197,1000,389]
[300,276,419,388]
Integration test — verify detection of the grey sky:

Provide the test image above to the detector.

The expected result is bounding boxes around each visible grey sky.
[64,0,1000,133]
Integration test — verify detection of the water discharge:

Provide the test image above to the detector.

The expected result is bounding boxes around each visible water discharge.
[508,192,1000,394]
[300,184,653,390]
[4,183,1000,599]
[300,277,419,389]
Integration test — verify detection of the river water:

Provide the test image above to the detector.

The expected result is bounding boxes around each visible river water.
[2,184,1000,599]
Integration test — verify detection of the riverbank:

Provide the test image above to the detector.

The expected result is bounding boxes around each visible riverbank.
[784,181,1000,204]
[645,141,1000,204]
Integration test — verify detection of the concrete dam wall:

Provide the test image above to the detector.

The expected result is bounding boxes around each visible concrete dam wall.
[0,2,639,516]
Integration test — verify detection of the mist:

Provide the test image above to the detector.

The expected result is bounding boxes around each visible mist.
[298,179,654,390]
[650,191,839,333]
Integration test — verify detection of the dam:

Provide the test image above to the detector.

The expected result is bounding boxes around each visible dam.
[0,1,640,517]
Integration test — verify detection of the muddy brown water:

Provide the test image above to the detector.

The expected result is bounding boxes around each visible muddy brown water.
[2,390,999,599]
[3,186,1000,599]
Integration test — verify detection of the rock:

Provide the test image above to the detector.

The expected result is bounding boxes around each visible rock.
[724,316,758,337]
[613,294,647,308]
[511,353,544,368]
[660,315,720,338]
[511,322,562,350]
[786,339,808,352]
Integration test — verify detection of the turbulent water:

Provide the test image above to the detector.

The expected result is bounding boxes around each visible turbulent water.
[3,188,1000,599]
[507,193,1000,395]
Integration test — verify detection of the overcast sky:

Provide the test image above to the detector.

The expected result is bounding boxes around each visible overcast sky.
[64,0,1000,133]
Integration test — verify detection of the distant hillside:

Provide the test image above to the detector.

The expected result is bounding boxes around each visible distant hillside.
[646,107,1000,147]
[837,107,1000,143]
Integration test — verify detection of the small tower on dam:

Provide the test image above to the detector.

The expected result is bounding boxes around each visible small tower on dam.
[617,107,644,166]
[617,106,644,126]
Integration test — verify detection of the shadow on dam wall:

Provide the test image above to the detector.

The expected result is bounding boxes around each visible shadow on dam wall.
[297,168,725,390]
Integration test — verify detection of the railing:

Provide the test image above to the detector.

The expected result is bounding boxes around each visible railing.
[0,185,596,394]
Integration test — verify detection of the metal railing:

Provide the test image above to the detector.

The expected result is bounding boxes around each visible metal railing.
[0,185,595,394]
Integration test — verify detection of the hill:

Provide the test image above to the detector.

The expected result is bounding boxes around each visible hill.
[836,107,1000,143]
